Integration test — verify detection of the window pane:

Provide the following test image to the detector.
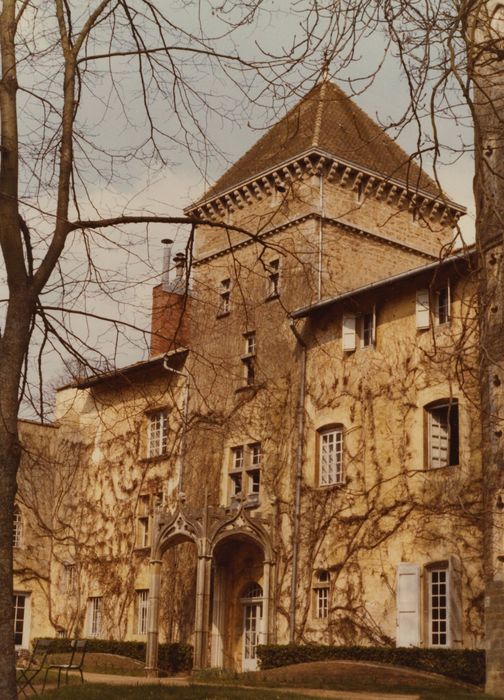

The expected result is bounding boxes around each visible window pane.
[429,569,448,647]
[320,429,343,485]
[148,412,168,458]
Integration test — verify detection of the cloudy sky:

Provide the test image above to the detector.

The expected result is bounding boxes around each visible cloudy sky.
[2,1,475,417]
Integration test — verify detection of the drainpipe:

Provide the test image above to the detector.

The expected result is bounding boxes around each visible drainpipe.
[162,358,190,494]
[288,317,307,643]
[318,174,324,301]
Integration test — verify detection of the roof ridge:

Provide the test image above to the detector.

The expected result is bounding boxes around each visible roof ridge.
[312,80,327,148]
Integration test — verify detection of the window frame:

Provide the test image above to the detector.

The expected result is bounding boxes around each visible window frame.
[218,278,231,317]
[427,564,450,648]
[13,592,31,649]
[312,570,330,619]
[425,399,459,469]
[317,425,344,487]
[86,596,102,638]
[242,331,257,386]
[266,258,281,299]
[13,505,23,548]
[435,284,451,326]
[147,409,168,459]
[136,589,149,635]
[136,494,151,549]
[228,442,262,502]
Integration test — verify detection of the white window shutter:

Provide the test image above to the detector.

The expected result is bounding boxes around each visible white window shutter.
[396,562,421,647]
[449,555,463,648]
[342,314,356,351]
[416,290,430,329]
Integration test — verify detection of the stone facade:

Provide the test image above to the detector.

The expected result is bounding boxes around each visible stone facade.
[13,80,491,683]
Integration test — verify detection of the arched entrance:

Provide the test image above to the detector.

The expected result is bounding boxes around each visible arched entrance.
[211,534,268,670]
[145,497,274,675]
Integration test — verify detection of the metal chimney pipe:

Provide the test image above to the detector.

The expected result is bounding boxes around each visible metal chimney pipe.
[161,238,174,292]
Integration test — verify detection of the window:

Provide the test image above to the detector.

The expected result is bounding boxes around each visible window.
[63,563,76,592]
[218,278,231,316]
[435,286,450,325]
[229,442,262,501]
[86,596,102,638]
[13,594,29,648]
[147,410,168,458]
[266,259,280,298]
[242,332,256,386]
[416,284,451,329]
[136,495,151,548]
[361,309,376,347]
[136,590,149,635]
[313,570,330,619]
[318,426,344,486]
[426,400,459,468]
[13,505,22,548]
[429,567,448,647]
[396,558,462,649]
[342,314,356,352]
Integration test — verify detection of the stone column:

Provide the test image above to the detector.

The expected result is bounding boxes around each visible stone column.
[193,553,212,669]
[261,560,271,645]
[145,558,162,677]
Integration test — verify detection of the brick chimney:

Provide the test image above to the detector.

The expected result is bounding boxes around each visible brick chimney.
[150,245,191,357]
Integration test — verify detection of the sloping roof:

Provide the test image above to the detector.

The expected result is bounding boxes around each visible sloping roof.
[197,80,441,204]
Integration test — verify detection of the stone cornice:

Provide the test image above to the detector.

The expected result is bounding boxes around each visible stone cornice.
[185,150,466,227]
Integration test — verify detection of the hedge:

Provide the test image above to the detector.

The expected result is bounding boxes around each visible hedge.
[256,644,485,686]
[45,638,193,673]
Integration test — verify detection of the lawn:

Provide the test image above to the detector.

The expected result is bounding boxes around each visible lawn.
[42,684,306,699]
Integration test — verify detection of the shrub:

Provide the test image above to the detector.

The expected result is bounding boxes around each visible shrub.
[256,644,485,686]
[44,638,193,673]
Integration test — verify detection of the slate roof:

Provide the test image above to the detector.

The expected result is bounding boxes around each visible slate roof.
[196,80,442,205]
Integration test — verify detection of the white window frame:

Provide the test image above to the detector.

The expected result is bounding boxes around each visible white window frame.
[147,410,168,458]
[318,427,344,486]
[428,567,450,647]
[13,593,31,649]
[86,596,102,638]
[242,332,256,386]
[136,590,149,635]
[416,289,430,329]
[342,314,356,352]
[13,505,22,548]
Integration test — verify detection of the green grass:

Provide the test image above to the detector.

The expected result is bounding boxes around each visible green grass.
[42,684,306,699]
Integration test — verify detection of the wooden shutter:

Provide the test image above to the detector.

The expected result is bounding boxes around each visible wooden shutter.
[449,555,463,648]
[342,314,356,351]
[396,562,421,647]
[372,305,377,345]
[416,290,430,329]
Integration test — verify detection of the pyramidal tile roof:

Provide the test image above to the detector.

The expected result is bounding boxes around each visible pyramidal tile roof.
[196,80,442,205]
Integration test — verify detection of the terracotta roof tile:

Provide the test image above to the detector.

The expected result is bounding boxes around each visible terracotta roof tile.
[196,81,441,204]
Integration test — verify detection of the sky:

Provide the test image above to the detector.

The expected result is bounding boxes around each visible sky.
[0,1,476,418]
